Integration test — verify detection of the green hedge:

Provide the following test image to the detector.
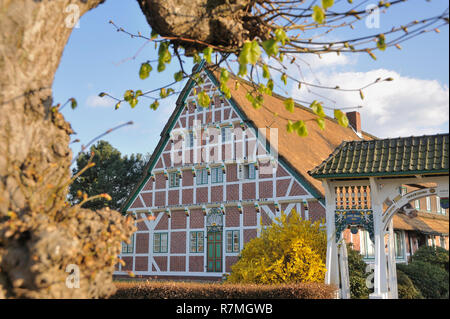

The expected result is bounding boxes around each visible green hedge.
[111,281,337,299]
[397,261,449,299]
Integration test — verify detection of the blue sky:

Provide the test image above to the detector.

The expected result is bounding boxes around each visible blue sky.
[53,0,449,160]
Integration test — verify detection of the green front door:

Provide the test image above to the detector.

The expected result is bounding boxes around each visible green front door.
[207,230,222,272]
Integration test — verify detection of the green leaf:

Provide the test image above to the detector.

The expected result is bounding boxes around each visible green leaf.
[284,98,295,113]
[150,100,159,110]
[123,90,134,102]
[267,79,274,92]
[238,62,247,77]
[377,34,386,51]
[193,53,202,64]
[274,28,289,46]
[129,97,138,109]
[157,61,166,72]
[296,120,308,137]
[220,68,229,84]
[310,100,326,118]
[198,91,210,108]
[262,64,270,79]
[98,92,107,97]
[139,62,152,80]
[150,30,158,39]
[312,5,325,24]
[322,0,334,10]
[114,101,121,110]
[235,81,240,91]
[220,83,231,99]
[286,120,294,133]
[174,71,184,82]
[316,117,325,130]
[239,40,261,66]
[203,47,213,64]
[262,39,279,57]
[281,73,287,86]
[359,89,364,100]
[252,94,263,109]
[160,88,168,98]
[334,109,349,127]
[70,98,77,110]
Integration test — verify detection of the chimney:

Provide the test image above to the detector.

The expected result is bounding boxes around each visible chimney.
[346,111,361,134]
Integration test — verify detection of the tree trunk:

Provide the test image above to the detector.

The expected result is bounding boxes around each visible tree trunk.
[0,0,134,298]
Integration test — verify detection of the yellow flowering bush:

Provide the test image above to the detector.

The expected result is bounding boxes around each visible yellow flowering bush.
[227,210,326,284]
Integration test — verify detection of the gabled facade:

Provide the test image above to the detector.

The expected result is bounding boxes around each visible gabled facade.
[114,63,369,280]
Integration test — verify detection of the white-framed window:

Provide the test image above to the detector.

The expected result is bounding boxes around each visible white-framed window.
[414,199,420,210]
[394,231,405,260]
[211,167,223,183]
[221,127,232,143]
[196,168,208,185]
[185,131,194,148]
[243,163,256,179]
[426,196,431,211]
[190,231,204,253]
[226,230,240,253]
[153,233,168,253]
[436,196,442,214]
[121,235,134,254]
[399,186,407,196]
[169,172,180,188]
[360,230,375,259]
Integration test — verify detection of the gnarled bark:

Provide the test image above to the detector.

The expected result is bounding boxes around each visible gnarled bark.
[0,0,134,299]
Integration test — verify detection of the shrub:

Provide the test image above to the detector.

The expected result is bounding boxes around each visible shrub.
[111,281,337,299]
[397,261,449,299]
[411,245,449,272]
[346,243,371,299]
[396,269,423,299]
[226,210,326,284]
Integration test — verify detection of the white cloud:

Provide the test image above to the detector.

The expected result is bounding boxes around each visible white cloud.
[291,68,449,138]
[85,94,116,108]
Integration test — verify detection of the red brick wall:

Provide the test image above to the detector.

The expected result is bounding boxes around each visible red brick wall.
[154,191,166,207]
[135,256,148,271]
[276,179,290,197]
[226,164,237,182]
[189,256,204,272]
[142,179,153,191]
[226,256,239,272]
[171,211,186,229]
[182,189,193,204]
[182,170,193,186]
[155,174,166,189]
[243,205,257,226]
[141,192,152,207]
[168,189,179,205]
[308,201,326,222]
[226,184,239,201]
[242,182,256,200]
[190,209,204,228]
[154,256,167,271]
[136,233,149,253]
[259,181,273,198]
[211,185,223,202]
[289,181,307,196]
[244,229,257,243]
[170,256,186,271]
[155,213,169,230]
[225,206,240,227]
[170,231,186,253]
[196,187,208,203]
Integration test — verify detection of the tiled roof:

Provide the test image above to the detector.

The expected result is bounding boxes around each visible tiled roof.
[309,134,449,178]
[394,212,449,235]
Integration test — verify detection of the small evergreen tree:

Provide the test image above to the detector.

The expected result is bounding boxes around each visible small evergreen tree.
[227,210,326,284]
[346,243,372,299]
[69,140,147,210]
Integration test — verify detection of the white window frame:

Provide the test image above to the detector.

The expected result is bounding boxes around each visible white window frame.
[169,172,180,188]
[211,167,223,183]
[196,168,208,185]
[426,196,431,211]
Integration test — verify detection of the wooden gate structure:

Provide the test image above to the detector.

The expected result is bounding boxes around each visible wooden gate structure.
[309,133,449,299]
